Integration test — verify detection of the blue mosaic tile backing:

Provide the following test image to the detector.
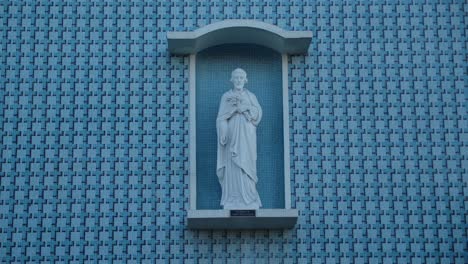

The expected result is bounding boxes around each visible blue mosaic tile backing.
[1,0,466,263]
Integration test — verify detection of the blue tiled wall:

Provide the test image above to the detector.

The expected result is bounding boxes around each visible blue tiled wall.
[1,0,466,263]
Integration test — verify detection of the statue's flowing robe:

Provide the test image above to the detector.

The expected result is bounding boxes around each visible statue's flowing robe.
[216,89,262,209]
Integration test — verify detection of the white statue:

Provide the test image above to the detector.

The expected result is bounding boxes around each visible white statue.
[216,68,262,210]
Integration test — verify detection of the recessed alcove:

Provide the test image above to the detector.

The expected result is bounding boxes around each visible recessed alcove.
[168,20,311,229]
[196,44,284,210]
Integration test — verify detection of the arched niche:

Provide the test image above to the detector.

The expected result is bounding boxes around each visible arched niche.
[167,20,311,229]
[168,20,312,55]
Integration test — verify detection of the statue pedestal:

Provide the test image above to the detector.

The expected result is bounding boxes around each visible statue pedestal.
[187,209,298,229]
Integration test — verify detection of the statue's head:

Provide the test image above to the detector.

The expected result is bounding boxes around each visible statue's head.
[230,68,248,90]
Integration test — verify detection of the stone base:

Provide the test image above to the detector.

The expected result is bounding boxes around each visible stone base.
[187,209,298,229]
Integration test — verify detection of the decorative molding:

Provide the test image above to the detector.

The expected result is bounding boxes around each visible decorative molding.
[187,209,299,229]
[168,20,312,54]
[189,54,197,210]
[282,54,291,210]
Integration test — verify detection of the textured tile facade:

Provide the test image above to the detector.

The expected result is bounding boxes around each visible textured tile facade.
[0,0,466,263]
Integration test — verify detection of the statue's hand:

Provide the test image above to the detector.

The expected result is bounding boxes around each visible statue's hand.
[226,96,238,107]
[237,104,249,113]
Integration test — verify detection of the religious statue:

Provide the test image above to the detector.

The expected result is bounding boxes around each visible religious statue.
[216,68,262,209]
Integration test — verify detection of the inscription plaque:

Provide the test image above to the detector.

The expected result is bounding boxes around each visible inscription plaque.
[230,210,256,217]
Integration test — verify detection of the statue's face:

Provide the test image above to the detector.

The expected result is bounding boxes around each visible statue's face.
[231,72,247,90]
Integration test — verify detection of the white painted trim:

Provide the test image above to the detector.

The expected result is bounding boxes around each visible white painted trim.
[168,20,312,40]
[189,54,197,210]
[282,54,291,209]
[168,20,312,55]
[187,209,298,229]
[188,209,298,218]
[188,52,293,212]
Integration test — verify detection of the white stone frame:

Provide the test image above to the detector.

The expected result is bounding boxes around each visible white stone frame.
[188,53,291,211]
[169,20,311,228]
[168,20,312,55]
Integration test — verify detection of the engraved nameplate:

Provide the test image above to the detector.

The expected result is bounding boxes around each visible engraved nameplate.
[230,210,256,217]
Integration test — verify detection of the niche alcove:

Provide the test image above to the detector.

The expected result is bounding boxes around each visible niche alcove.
[168,20,311,229]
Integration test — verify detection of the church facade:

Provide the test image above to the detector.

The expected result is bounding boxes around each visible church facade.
[1,0,466,263]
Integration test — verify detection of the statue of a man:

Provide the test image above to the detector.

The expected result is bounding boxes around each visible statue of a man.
[216,68,262,209]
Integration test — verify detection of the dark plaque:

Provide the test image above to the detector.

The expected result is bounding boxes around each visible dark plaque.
[230,210,256,217]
